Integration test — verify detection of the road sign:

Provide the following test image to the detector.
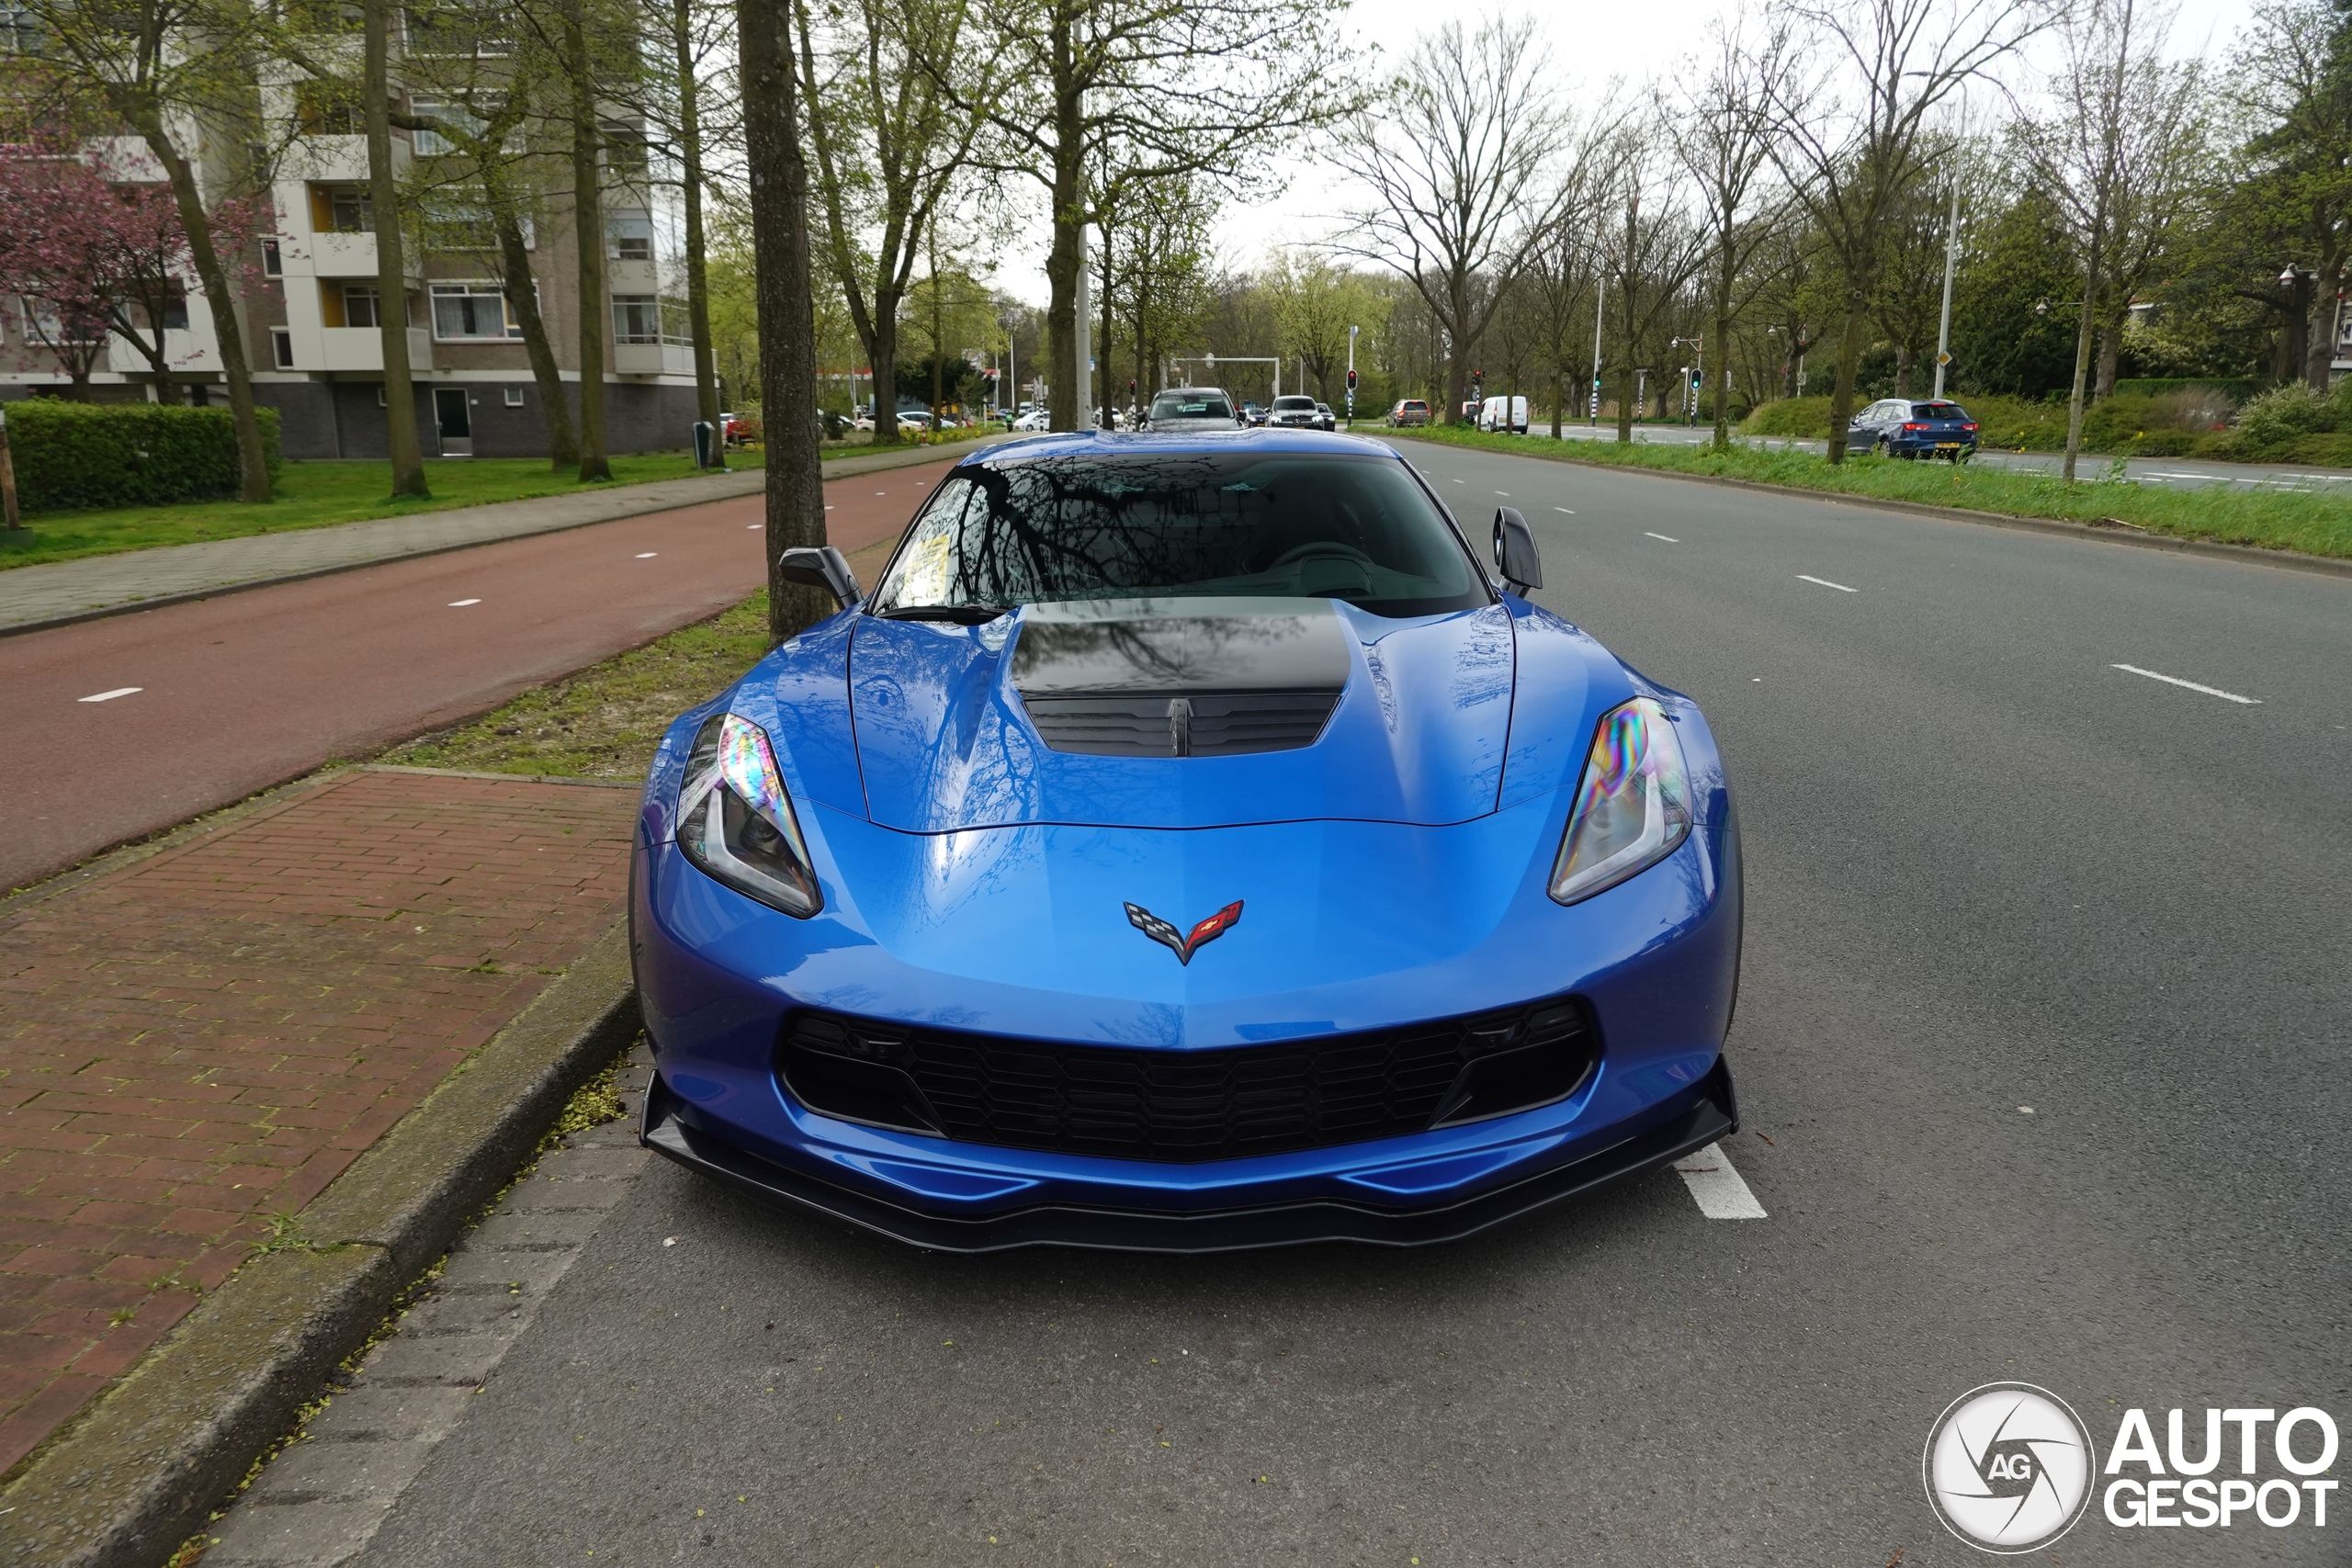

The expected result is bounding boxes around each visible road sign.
[1937,351,1952,367]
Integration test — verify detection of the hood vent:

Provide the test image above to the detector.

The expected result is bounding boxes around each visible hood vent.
[1012,596,1351,760]
[1022,690,1340,758]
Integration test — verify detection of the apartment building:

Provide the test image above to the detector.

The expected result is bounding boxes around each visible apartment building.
[0,12,703,459]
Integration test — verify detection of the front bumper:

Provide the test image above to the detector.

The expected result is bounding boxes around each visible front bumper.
[642,1056,1736,1252]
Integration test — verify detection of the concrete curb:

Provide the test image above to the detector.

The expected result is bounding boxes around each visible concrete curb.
[1385,433,2352,582]
[0,435,1013,641]
[0,915,642,1568]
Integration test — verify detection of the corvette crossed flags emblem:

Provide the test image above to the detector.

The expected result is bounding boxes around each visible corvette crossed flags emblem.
[1123,900,1243,966]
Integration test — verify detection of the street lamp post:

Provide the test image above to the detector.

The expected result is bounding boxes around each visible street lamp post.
[1932,184,1960,400]
[1588,284,1605,428]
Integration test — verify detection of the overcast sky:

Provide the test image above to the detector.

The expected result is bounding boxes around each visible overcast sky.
[985,0,2256,308]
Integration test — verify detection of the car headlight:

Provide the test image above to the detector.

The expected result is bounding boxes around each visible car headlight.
[1548,697,1691,906]
[676,713,822,917]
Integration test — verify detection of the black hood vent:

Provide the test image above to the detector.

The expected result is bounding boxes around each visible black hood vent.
[1012,598,1349,759]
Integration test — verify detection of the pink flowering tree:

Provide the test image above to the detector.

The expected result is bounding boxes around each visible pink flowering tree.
[0,142,267,401]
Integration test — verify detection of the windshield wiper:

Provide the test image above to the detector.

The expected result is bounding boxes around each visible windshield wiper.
[876,604,1010,624]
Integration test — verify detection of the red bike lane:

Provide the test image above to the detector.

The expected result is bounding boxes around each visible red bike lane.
[0,461,953,894]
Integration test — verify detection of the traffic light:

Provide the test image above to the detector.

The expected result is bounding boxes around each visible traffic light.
[1690,368,1702,390]
[1346,368,1358,392]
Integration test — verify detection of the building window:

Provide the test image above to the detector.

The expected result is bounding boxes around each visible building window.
[611,295,660,345]
[272,328,295,367]
[403,3,511,58]
[157,288,189,331]
[343,284,381,328]
[19,298,102,344]
[0,7,42,55]
[431,282,518,340]
[294,79,364,135]
[420,188,526,252]
[262,238,283,276]
[599,119,650,179]
[320,184,373,233]
[503,385,525,407]
[607,212,653,262]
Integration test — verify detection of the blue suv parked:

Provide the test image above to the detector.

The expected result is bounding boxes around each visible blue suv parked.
[1849,399,1980,459]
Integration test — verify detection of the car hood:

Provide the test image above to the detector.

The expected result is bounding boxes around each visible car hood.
[846,596,1530,831]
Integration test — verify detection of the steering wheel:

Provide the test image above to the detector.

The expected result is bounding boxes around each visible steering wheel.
[1267,540,1377,572]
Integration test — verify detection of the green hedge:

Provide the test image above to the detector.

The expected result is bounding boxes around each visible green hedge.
[1,400,282,513]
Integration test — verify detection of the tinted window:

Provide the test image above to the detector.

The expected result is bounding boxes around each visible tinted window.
[873,452,1491,619]
[1912,402,1967,420]
[1151,392,1233,420]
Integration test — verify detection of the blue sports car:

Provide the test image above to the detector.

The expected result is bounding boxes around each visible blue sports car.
[632,430,1741,1251]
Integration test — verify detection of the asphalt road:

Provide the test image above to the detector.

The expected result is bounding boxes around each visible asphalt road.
[280,445,2352,1567]
[0,463,953,893]
[1533,419,2352,491]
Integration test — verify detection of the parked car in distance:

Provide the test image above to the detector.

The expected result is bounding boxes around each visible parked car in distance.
[1145,387,1243,432]
[1267,394,1322,430]
[1386,399,1430,427]
[1848,399,1980,458]
[1012,408,1051,431]
[1478,396,1531,435]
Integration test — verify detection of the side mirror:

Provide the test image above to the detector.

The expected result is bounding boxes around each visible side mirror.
[778,545,862,610]
[1492,507,1542,594]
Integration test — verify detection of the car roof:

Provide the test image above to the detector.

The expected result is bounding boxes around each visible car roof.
[952,429,1406,462]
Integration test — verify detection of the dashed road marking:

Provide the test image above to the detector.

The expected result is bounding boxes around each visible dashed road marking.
[1798,574,1857,592]
[1495,491,1510,496]
[1673,1143,1767,1218]
[447,599,481,607]
[1554,506,1575,514]
[2111,663,2262,705]
[78,687,141,704]
[747,524,761,529]
[635,552,659,559]
[1645,532,1679,543]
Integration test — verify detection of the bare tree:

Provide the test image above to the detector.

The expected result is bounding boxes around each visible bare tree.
[2021,0,2211,479]
[797,0,994,445]
[1667,13,1796,448]
[1522,109,1618,435]
[1768,0,2048,462]
[362,0,429,494]
[947,0,1357,431]
[1335,16,1559,425]
[1599,131,1711,440]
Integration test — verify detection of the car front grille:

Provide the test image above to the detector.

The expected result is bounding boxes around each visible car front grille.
[775,1000,1600,1163]
[1019,691,1340,758]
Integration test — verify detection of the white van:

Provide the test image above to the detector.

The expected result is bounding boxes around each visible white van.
[1478,396,1530,434]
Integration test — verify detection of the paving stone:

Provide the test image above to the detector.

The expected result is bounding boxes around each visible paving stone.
[0,770,635,1467]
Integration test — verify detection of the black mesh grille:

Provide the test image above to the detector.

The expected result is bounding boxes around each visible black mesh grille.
[1020,691,1340,757]
[776,1001,1598,1162]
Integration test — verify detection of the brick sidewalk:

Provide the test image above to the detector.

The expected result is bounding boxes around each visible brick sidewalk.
[0,768,637,1476]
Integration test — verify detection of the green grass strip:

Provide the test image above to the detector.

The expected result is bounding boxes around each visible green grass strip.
[1385,425,2352,560]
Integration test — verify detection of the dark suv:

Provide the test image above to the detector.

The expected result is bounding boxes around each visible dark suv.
[1849,399,1980,459]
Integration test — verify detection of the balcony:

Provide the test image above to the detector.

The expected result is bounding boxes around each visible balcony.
[310,232,384,278]
[282,134,378,185]
[316,326,434,373]
[614,343,695,377]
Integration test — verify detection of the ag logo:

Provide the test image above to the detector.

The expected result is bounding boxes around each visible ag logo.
[1924,1382,2097,1553]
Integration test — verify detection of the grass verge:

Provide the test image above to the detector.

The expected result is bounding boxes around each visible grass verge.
[1388,425,2352,559]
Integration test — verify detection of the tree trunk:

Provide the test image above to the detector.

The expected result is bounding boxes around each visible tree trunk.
[498,213,579,468]
[1043,26,1084,434]
[1824,299,1866,465]
[2062,237,2104,484]
[1551,365,1564,439]
[1892,344,1914,398]
[1710,269,1733,451]
[2306,275,2337,390]
[741,0,830,643]
[2095,306,2125,401]
[365,0,428,496]
[567,6,612,481]
[130,111,270,501]
[869,298,901,443]
[673,0,722,459]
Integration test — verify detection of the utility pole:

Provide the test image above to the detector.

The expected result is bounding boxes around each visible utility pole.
[1346,324,1358,428]
[1933,184,1961,400]
[1073,224,1092,428]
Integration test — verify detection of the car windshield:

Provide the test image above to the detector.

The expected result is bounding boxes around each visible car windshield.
[1272,396,1316,411]
[871,451,1490,619]
[1911,402,1968,420]
[1152,392,1233,420]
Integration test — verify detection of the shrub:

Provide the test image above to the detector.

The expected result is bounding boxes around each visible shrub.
[2231,384,2339,451]
[2110,378,2256,404]
[3,400,282,513]
[2125,431,2199,457]
[2145,387,2236,433]
[1740,396,1835,437]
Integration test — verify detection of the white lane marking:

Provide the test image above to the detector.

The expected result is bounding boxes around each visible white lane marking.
[2110,663,2262,705]
[824,504,834,511]
[1495,491,1510,496]
[635,552,659,558]
[78,687,142,704]
[1672,1142,1767,1219]
[447,598,481,607]
[747,523,761,529]
[1554,506,1575,514]
[1797,574,1857,592]
[1645,532,1679,543]
[1450,478,1464,485]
